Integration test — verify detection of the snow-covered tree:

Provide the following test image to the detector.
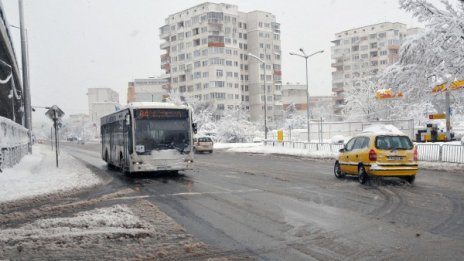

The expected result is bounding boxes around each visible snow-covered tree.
[342,79,385,121]
[283,103,306,130]
[215,107,257,142]
[381,0,464,122]
[397,0,464,83]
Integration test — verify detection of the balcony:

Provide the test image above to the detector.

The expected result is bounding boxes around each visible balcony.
[273,70,282,76]
[208,18,223,25]
[331,61,343,68]
[160,41,170,49]
[208,42,225,47]
[159,25,170,39]
[160,53,170,63]
[388,44,400,50]
[161,63,171,71]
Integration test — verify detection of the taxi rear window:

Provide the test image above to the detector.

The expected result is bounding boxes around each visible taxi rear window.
[375,136,413,150]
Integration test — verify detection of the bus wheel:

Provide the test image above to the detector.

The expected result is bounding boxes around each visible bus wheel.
[119,154,125,173]
[105,151,113,170]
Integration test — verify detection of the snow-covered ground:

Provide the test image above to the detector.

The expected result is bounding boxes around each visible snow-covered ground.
[0,144,102,203]
[217,143,336,159]
[0,205,149,241]
[217,143,464,171]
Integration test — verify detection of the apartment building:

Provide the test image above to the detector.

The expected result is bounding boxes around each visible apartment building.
[159,2,282,126]
[127,77,169,103]
[87,88,120,130]
[282,83,334,119]
[331,22,420,117]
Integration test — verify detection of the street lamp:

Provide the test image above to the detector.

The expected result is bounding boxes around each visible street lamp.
[289,48,324,142]
[10,0,32,153]
[248,52,268,140]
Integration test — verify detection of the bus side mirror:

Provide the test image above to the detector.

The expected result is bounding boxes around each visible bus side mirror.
[125,115,131,125]
[192,123,198,134]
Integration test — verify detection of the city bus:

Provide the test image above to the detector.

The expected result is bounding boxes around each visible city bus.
[100,102,196,173]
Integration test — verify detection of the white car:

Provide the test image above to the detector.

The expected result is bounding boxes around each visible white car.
[193,137,214,153]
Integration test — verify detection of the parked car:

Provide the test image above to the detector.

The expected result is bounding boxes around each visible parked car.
[77,138,85,145]
[334,131,418,184]
[193,137,213,153]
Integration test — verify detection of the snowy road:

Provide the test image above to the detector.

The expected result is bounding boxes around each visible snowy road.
[2,142,464,260]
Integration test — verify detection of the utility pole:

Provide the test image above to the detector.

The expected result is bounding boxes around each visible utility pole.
[445,91,451,134]
[18,0,32,153]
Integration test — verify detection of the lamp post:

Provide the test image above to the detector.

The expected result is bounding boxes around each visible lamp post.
[289,49,324,142]
[10,1,32,152]
[248,52,268,140]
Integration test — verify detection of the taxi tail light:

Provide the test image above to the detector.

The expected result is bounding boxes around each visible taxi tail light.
[369,149,377,161]
[413,147,418,161]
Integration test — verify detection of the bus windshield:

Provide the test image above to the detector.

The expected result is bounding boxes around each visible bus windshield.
[134,109,190,154]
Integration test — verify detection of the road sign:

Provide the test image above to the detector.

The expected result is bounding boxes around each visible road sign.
[45,105,65,121]
[44,105,65,168]
[429,113,446,120]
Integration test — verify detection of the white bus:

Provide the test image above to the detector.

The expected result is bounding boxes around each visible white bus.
[101,102,196,173]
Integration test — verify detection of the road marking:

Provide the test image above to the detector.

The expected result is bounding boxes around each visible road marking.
[113,189,261,201]
[166,189,260,196]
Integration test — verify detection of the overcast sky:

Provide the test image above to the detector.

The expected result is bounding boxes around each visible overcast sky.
[2,0,433,122]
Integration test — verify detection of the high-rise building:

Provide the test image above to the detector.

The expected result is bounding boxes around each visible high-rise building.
[87,88,120,131]
[331,22,420,117]
[127,77,169,103]
[159,2,282,126]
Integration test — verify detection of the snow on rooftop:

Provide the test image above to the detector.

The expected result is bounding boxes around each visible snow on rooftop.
[362,124,405,135]
[0,145,102,203]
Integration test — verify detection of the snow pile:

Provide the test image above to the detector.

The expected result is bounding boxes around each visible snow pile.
[330,135,348,144]
[362,124,405,135]
[214,143,262,149]
[0,144,102,203]
[0,116,29,147]
[0,205,151,241]
[223,143,337,159]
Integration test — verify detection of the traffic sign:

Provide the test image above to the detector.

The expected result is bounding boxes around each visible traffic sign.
[429,113,446,120]
[45,105,65,121]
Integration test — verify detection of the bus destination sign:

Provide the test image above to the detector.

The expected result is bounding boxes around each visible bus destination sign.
[135,109,188,119]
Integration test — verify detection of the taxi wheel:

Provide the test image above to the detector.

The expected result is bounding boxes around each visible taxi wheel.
[358,165,368,184]
[404,175,415,184]
[334,161,344,179]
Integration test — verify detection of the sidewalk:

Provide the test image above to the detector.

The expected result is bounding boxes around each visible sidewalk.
[0,144,102,203]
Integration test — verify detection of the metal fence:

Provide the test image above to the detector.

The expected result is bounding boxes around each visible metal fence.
[267,119,415,142]
[264,140,343,153]
[264,140,464,164]
[0,116,29,170]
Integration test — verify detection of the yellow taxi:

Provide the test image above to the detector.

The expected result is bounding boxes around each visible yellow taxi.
[334,131,418,184]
